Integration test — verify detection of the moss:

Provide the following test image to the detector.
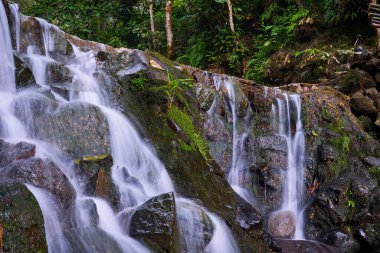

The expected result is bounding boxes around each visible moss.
[131,76,147,90]
[168,106,209,162]
[75,154,110,164]
[369,167,380,182]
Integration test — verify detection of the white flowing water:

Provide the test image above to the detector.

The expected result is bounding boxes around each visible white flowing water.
[0,2,239,252]
[0,1,15,92]
[209,75,255,205]
[9,3,20,52]
[271,93,306,240]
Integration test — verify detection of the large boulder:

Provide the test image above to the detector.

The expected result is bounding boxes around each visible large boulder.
[268,210,296,239]
[0,139,75,213]
[14,99,111,159]
[129,192,179,253]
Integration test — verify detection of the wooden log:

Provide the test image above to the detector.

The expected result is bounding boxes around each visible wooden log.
[371,23,380,28]
[372,19,380,24]
[372,16,380,21]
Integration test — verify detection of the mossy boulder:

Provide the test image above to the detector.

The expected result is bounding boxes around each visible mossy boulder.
[338,70,376,95]
[0,183,47,253]
[350,92,377,117]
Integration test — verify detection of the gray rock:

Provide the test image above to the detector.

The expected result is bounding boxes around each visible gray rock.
[276,239,340,253]
[258,136,288,153]
[319,230,359,253]
[268,210,296,239]
[129,192,179,253]
[319,144,338,163]
[364,157,380,167]
[236,194,262,230]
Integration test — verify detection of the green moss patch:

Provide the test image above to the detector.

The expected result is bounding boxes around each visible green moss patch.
[168,106,209,162]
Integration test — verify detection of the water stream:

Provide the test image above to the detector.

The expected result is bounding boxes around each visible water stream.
[0,2,239,252]
[271,93,306,240]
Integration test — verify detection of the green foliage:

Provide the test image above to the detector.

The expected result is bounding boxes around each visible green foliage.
[168,106,209,162]
[155,74,193,101]
[16,0,371,79]
[369,167,380,181]
[131,76,147,91]
[246,5,309,81]
[319,0,363,25]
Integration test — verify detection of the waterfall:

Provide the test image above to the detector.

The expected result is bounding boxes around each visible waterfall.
[271,93,306,240]
[208,75,255,205]
[0,0,15,92]
[0,2,239,252]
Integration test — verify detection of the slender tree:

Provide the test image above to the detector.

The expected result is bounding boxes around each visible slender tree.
[148,0,157,50]
[165,0,173,58]
[227,0,235,33]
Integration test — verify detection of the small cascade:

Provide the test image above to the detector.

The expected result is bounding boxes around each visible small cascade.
[9,3,20,52]
[0,0,15,92]
[207,75,255,205]
[271,93,306,240]
[0,2,239,253]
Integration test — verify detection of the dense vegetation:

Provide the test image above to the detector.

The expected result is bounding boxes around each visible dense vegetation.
[15,0,374,82]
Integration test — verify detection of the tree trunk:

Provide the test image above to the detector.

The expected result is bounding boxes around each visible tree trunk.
[149,0,157,50]
[227,0,235,33]
[165,0,174,59]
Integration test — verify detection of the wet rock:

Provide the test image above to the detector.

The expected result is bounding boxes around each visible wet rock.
[276,239,340,253]
[64,227,124,253]
[75,199,99,227]
[0,183,47,253]
[14,54,36,88]
[51,82,72,100]
[4,158,75,212]
[75,154,119,209]
[350,92,377,116]
[195,86,215,112]
[258,136,288,153]
[355,193,380,251]
[319,144,338,163]
[32,102,111,158]
[46,62,73,83]
[318,230,359,253]
[129,192,179,253]
[0,140,36,167]
[268,210,296,239]
[176,200,214,253]
[236,194,262,230]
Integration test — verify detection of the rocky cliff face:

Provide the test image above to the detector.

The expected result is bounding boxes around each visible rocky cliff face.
[0,1,379,253]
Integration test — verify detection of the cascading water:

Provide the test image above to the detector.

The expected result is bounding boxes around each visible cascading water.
[271,93,306,240]
[0,2,239,252]
[207,75,255,205]
[0,1,15,92]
